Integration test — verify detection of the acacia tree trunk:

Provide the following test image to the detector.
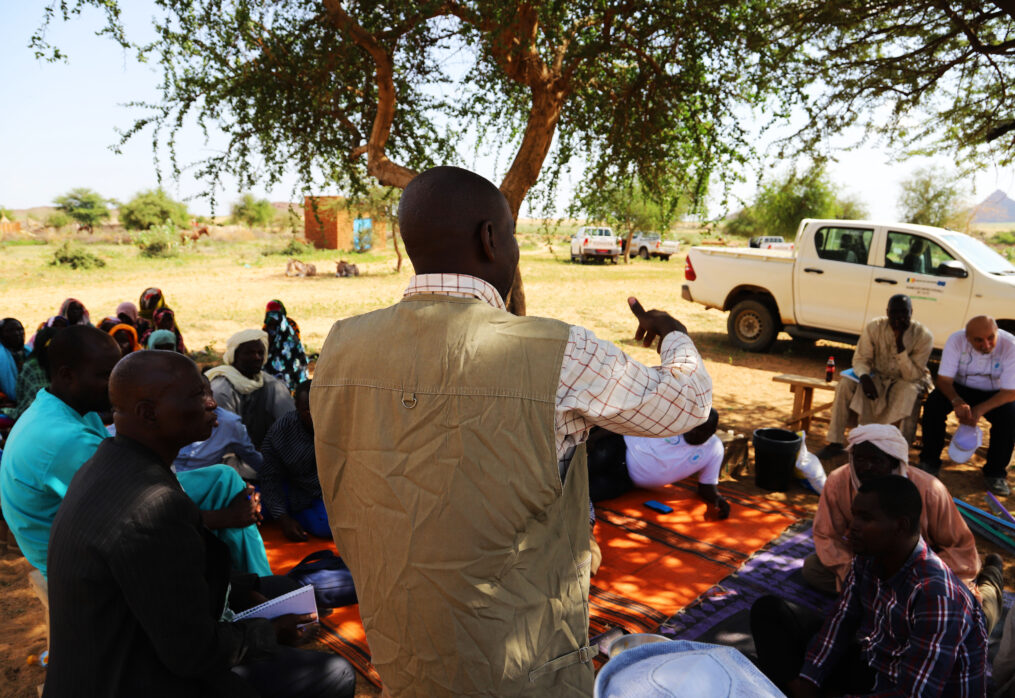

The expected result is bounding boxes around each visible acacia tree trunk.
[391,217,403,272]
[499,87,567,315]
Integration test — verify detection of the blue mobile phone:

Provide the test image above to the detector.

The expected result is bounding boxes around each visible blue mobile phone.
[644,500,673,514]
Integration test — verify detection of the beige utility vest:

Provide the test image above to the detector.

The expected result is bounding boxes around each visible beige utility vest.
[312,295,594,697]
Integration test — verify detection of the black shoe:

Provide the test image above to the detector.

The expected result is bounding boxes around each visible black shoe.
[986,477,1011,497]
[976,553,1005,590]
[915,462,940,478]
[816,443,844,460]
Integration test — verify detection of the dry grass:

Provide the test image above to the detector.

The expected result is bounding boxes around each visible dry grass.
[1,239,716,366]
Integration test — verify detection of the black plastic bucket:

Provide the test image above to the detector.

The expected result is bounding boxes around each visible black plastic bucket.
[753,428,803,492]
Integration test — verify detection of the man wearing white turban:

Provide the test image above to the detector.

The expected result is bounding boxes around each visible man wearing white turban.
[207,329,295,448]
[803,424,1003,631]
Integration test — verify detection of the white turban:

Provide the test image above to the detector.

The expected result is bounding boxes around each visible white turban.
[224,329,269,366]
[846,424,910,467]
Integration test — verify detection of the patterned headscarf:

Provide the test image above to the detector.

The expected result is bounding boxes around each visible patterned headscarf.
[59,298,91,326]
[262,299,308,391]
[108,323,141,355]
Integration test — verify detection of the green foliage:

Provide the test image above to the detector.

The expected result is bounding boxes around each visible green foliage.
[768,2,1015,169]
[993,231,1015,246]
[52,187,111,231]
[120,189,189,231]
[50,241,106,269]
[45,211,71,229]
[0,206,14,220]
[31,1,802,219]
[132,221,180,258]
[897,168,964,228]
[261,237,314,257]
[231,194,276,229]
[726,166,867,239]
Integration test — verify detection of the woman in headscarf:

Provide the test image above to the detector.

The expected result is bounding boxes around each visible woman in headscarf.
[10,325,60,420]
[108,324,141,357]
[137,287,187,353]
[205,329,294,448]
[0,318,24,407]
[115,301,139,327]
[59,298,91,326]
[97,317,121,333]
[262,299,309,391]
[25,316,68,353]
[146,329,178,351]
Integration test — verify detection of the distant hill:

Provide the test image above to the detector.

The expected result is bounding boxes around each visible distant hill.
[971,190,1015,223]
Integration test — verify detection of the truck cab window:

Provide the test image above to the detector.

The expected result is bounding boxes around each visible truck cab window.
[814,226,873,265]
[885,231,955,276]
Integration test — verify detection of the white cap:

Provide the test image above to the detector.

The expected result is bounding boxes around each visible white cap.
[594,640,783,698]
[948,424,982,465]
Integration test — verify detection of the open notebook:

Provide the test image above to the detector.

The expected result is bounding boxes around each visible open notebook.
[234,584,317,621]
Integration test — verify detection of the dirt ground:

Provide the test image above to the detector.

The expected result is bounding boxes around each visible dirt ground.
[0,240,1011,696]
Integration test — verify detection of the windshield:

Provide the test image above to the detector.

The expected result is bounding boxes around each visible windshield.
[941,234,1015,275]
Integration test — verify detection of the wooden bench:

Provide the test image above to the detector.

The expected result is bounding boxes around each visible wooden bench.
[772,374,838,432]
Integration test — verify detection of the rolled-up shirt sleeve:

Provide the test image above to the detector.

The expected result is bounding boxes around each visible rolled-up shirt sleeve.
[555,328,712,456]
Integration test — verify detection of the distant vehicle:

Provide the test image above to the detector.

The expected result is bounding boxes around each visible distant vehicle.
[571,226,621,263]
[682,218,1015,352]
[749,236,788,249]
[628,232,680,261]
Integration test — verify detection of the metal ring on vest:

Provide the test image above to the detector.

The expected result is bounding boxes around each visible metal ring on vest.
[401,392,417,409]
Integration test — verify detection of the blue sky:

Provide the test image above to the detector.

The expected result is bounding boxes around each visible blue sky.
[3,3,1013,219]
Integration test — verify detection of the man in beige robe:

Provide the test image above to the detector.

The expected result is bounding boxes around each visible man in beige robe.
[802,423,1002,632]
[819,294,932,458]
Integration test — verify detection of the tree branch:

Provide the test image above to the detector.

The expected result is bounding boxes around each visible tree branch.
[321,0,416,188]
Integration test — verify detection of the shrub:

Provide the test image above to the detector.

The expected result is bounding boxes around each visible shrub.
[262,237,314,256]
[232,194,276,229]
[132,221,180,258]
[50,241,106,269]
[120,188,189,230]
[46,211,72,229]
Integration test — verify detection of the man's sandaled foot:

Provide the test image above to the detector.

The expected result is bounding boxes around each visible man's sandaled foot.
[815,443,844,460]
[986,477,1011,497]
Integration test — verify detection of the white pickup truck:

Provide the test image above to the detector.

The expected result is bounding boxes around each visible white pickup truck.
[681,219,1015,352]
[571,226,621,263]
[628,232,680,261]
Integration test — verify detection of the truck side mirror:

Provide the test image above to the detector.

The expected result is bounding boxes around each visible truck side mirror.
[936,260,969,278]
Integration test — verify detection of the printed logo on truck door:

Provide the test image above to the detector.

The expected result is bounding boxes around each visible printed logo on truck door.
[885,232,959,301]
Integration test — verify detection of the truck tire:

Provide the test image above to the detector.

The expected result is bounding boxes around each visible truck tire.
[571,254,579,263]
[659,254,670,262]
[639,247,650,259]
[728,299,778,352]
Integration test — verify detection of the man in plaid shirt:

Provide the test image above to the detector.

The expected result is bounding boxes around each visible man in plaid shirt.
[785,475,987,697]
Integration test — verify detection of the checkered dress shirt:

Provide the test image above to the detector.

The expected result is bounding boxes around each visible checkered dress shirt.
[800,538,987,696]
[404,274,713,461]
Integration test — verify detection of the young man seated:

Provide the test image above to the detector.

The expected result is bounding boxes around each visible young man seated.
[586,408,729,519]
[45,351,355,697]
[803,423,1002,632]
[260,380,328,541]
[751,475,988,697]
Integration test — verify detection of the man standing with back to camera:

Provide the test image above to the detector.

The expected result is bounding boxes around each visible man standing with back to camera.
[312,166,713,696]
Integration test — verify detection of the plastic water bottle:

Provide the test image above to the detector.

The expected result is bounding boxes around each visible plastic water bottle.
[825,356,835,382]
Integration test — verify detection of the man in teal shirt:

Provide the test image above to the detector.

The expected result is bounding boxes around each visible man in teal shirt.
[0,326,119,576]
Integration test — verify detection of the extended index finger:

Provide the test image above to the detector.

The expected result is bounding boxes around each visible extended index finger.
[628,297,646,317]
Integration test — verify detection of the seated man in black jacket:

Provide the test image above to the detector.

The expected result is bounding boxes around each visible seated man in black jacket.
[44,350,355,698]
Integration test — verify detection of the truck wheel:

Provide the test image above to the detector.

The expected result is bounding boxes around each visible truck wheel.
[659,254,670,262]
[570,254,579,263]
[639,247,649,260]
[728,299,778,352]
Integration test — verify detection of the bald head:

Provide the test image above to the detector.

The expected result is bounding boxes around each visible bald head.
[966,315,998,354]
[886,294,912,333]
[399,166,519,299]
[111,351,217,462]
[47,326,121,415]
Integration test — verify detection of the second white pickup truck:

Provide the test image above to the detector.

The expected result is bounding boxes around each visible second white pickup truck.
[681,219,1015,352]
